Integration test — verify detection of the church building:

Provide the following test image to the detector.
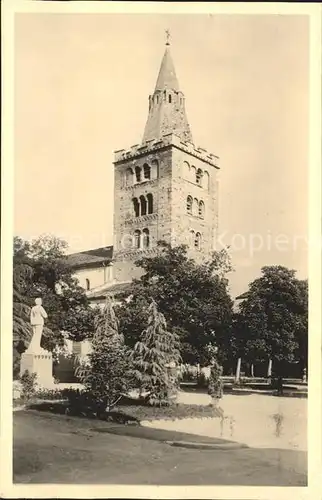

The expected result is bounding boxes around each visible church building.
[68,37,220,305]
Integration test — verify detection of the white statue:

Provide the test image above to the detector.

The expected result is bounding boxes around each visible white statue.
[28,298,48,353]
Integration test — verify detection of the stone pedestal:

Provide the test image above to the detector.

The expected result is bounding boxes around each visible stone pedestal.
[20,349,54,389]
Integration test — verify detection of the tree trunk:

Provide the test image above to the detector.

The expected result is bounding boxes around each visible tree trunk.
[235,358,242,384]
[250,363,254,377]
[267,359,272,378]
[196,363,200,382]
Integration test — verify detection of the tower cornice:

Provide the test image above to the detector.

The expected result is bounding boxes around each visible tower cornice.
[114,133,219,169]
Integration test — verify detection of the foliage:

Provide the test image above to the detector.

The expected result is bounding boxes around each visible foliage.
[235,266,308,377]
[33,388,65,401]
[208,359,224,400]
[93,295,124,344]
[101,402,221,421]
[26,398,220,422]
[75,297,134,412]
[20,370,37,402]
[179,365,199,383]
[117,242,234,366]
[13,262,33,376]
[13,235,96,366]
[196,371,209,388]
[130,299,181,406]
[61,389,105,418]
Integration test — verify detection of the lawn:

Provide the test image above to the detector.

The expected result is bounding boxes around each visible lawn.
[13,410,307,485]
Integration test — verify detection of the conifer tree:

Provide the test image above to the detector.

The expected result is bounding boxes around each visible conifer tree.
[76,296,132,412]
[131,300,181,406]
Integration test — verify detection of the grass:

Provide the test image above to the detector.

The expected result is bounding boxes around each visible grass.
[13,410,307,485]
[92,424,240,445]
[112,402,220,421]
[22,395,221,422]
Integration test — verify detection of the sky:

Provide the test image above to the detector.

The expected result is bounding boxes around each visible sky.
[14,13,309,298]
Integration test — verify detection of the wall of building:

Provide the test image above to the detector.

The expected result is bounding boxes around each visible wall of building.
[171,147,219,261]
[113,147,174,281]
[112,140,219,281]
[74,264,113,291]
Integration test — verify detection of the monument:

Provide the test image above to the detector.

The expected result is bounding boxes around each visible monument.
[20,298,54,388]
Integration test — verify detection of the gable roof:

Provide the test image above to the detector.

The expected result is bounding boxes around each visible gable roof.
[235,291,249,300]
[66,246,113,269]
[87,281,133,300]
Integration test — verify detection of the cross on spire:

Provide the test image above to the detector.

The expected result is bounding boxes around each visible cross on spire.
[165,29,171,46]
[142,34,193,143]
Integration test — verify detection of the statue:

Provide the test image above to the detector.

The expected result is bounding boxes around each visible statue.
[27,298,48,353]
[20,297,53,387]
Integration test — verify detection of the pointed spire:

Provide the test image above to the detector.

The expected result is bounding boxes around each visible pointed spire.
[142,34,193,144]
[154,30,179,92]
[154,45,180,92]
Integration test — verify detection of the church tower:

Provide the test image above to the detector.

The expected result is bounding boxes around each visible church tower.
[113,36,220,282]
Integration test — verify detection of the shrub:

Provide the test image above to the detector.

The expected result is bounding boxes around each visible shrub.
[75,297,134,412]
[20,370,37,402]
[34,388,64,401]
[208,359,223,401]
[196,371,209,388]
[61,388,105,417]
[180,365,198,383]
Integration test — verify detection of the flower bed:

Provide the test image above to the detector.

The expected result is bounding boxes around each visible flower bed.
[111,403,220,421]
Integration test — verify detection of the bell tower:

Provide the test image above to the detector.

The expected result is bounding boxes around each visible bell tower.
[112,35,220,282]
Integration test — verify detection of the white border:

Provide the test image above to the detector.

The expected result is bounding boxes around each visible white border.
[1,1,321,498]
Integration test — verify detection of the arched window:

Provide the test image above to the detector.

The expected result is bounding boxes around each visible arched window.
[143,163,151,180]
[125,168,134,186]
[85,278,90,291]
[163,90,166,101]
[198,200,205,218]
[139,195,147,216]
[151,159,159,179]
[204,171,210,190]
[194,232,201,251]
[190,229,195,246]
[142,228,150,249]
[133,197,140,217]
[169,94,172,103]
[191,165,196,183]
[135,166,141,183]
[183,161,190,180]
[134,230,141,249]
[187,196,193,215]
[196,168,203,185]
[147,193,153,214]
[156,95,159,104]
[193,198,199,216]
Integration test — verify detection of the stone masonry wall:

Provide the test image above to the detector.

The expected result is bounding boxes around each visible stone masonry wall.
[113,141,219,282]
[113,147,174,281]
[171,147,219,262]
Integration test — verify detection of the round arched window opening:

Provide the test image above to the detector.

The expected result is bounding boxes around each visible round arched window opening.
[134,230,141,249]
[142,228,150,249]
[194,232,201,251]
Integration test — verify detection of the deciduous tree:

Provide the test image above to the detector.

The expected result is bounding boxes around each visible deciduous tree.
[13,235,96,366]
[117,242,234,366]
[235,266,308,381]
